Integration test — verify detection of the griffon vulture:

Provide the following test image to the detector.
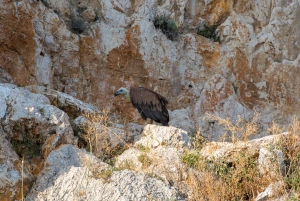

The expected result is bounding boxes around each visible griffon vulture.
[114,87,169,126]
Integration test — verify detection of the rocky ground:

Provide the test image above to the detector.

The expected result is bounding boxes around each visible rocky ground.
[1,83,299,200]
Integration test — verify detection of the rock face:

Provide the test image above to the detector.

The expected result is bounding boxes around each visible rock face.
[0,84,74,158]
[0,126,33,200]
[0,83,75,201]
[0,0,299,139]
[25,85,100,118]
[26,144,178,201]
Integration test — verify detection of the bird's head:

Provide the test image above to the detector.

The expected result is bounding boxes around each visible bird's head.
[114,87,129,99]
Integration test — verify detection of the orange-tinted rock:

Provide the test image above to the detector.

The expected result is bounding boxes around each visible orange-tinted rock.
[0,1,37,86]
[0,0,299,137]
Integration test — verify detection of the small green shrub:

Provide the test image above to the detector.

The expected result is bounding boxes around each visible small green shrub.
[95,168,113,180]
[153,15,178,41]
[136,144,150,153]
[210,160,232,176]
[197,24,220,43]
[181,151,201,169]
[11,132,44,158]
[285,168,300,192]
[138,153,151,169]
[93,167,123,182]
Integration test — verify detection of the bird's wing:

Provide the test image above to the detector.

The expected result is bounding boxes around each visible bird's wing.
[130,87,169,124]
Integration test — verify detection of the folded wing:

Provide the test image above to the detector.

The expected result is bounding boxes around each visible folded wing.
[130,87,169,126]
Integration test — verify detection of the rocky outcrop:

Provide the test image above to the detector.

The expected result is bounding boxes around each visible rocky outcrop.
[0,84,74,158]
[116,125,191,183]
[200,133,286,180]
[255,181,287,201]
[26,144,179,201]
[25,85,100,118]
[0,83,75,200]
[0,0,299,140]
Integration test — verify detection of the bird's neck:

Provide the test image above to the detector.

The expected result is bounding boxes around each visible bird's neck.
[124,93,130,101]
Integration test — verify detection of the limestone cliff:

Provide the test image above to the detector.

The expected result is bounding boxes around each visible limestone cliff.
[1,0,299,139]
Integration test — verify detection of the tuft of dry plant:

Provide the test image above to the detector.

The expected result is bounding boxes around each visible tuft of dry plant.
[183,113,300,200]
[117,159,135,170]
[191,127,209,150]
[186,170,224,201]
[184,151,274,200]
[138,153,152,169]
[79,109,130,160]
[279,117,300,194]
[268,121,283,135]
[204,111,260,143]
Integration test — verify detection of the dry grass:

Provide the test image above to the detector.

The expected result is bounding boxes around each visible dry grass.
[280,117,300,195]
[204,111,260,142]
[21,156,24,201]
[117,159,135,170]
[75,139,93,198]
[138,153,152,169]
[183,114,300,200]
[79,109,130,160]
[186,170,224,201]
[184,151,274,200]
[191,127,209,150]
[74,109,133,189]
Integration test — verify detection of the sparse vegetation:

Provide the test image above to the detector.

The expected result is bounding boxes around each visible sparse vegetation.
[76,109,135,186]
[153,15,178,41]
[79,109,129,160]
[117,159,135,170]
[181,151,201,169]
[182,114,300,200]
[197,24,221,43]
[95,168,115,181]
[183,151,272,199]
[190,127,208,150]
[204,112,260,142]
[11,131,44,158]
[77,109,300,199]
[136,144,150,153]
[92,166,125,182]
[138,153,151,169]
[280,117,300,193]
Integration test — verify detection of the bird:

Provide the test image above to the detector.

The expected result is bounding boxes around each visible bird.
[114,87,169,126]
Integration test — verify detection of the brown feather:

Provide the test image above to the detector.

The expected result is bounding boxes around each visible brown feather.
[130,87,169,126]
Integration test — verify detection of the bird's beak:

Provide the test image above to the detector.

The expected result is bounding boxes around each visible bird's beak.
[114,92,119,97]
